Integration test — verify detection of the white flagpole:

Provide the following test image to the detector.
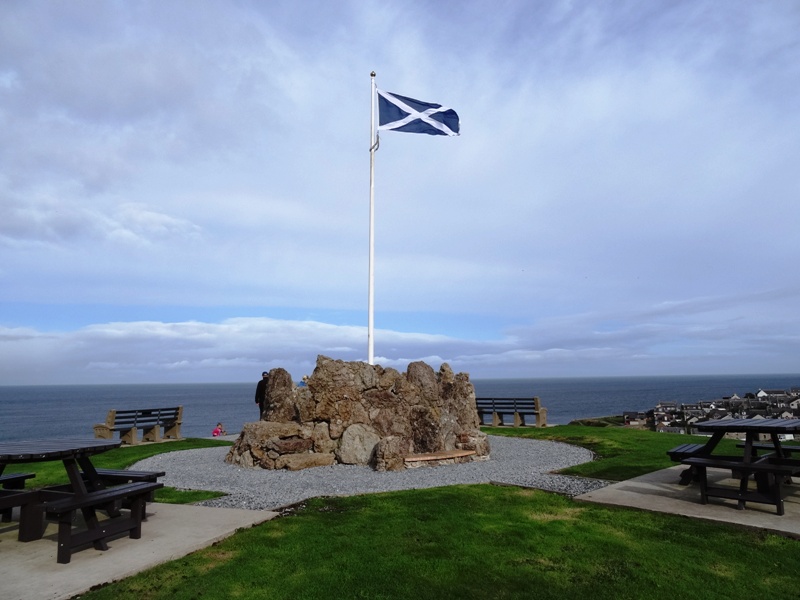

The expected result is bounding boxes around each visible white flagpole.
[368,71,377,365]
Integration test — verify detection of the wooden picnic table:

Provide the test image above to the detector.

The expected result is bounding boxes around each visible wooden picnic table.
[682,418,800,515]
[0,438,162,563]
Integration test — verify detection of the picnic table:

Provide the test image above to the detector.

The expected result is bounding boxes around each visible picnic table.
[678,418,800,515]
[0,438,163,563]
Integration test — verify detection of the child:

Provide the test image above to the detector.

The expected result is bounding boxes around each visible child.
[212,422,227,437]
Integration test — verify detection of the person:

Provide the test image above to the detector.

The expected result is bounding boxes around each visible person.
[212,422,226,437]
[255,370,269,417]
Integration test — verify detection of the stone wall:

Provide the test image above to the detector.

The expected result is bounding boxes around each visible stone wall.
[225,355,490,471]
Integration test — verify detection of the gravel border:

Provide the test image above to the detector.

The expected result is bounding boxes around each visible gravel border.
[133,435,611,511]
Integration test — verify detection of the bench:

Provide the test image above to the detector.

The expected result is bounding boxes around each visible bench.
[681,456,798,515]
[40,481,163,564]
[0,473,35,522]
[404,449,477,468]
[94,406,183,445]
[476,397,547,427]
[736,442,800,458]
[667,443,708,484]
[82,468,165,512]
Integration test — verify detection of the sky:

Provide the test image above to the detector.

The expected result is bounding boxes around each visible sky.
[1,0,799,385]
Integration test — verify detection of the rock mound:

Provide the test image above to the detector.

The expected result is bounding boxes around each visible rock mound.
[226,355,489,471]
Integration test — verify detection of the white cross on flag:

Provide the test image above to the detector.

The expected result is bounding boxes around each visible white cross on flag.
[377,89,460,137]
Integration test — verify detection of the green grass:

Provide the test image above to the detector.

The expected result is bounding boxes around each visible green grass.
[79,483,800,600]
[482,425,741,480]
[3,438,232,504]
[15,426,800,599]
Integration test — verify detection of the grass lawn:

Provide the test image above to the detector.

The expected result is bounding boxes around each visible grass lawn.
[482,425,741,481]
[58,425,800,600]
[80,483,800,600]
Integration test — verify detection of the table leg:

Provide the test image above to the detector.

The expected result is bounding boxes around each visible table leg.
[62,458,108,551]
[701,431,726,455]
[736,433,758,509]
[77,456,105,492]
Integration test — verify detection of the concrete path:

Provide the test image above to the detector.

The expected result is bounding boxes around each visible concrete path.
[0,502,277,600]
[574,465,800,538]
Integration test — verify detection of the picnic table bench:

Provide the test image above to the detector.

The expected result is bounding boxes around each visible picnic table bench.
[674,419,800,515]
[94,406,183,445]
[681,456,797,515]
[0,473,35,522]
[40,480,163,564]
[476,397,547,427]
[667,443,709,484]
[737,442,800,458]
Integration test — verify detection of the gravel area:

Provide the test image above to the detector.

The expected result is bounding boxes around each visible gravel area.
[133,436,611,511]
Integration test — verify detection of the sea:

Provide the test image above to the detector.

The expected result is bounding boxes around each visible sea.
[2,373,799,442]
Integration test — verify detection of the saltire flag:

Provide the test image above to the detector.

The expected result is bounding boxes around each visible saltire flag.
[377,89,460,136]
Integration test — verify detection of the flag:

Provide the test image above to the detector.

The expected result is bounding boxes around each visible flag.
[377,89,460,136]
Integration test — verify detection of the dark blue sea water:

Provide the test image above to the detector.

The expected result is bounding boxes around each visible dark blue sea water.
[1,374,799,442]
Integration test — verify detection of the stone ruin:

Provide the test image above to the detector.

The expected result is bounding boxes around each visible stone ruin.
[225,355,490,472]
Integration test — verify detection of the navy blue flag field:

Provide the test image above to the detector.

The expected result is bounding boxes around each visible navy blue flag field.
[377,89,460,136]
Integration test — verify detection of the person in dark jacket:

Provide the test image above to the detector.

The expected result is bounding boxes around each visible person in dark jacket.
[255,371,269,417]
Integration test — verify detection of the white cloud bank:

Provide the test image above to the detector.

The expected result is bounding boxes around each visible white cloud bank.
[1,1,799,384]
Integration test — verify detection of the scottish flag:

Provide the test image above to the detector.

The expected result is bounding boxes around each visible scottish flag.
[377,89,460,136]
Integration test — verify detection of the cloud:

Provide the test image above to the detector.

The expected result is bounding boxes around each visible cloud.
[1,1,799,383]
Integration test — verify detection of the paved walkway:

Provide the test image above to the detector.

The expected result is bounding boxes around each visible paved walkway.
[575,465,800,538]
[0,503,277,600]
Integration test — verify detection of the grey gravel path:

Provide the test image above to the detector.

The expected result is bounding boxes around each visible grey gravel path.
[133,436,610,511]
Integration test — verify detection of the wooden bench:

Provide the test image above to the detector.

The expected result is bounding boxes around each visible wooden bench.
[94,406,183,445]
[736,442,800,458]
[681,456,798,515]
[82,468,165,511]
[0,473,35,522]
[404,449,476,468]
[476,397,547,427]
[40,481,163,564]
[666,443,708,484]
[667,443,706,462]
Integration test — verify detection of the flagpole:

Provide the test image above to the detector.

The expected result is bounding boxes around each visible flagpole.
[368,71,377,365]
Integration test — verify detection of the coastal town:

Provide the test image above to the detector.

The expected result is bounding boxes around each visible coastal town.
[624,387,800,434]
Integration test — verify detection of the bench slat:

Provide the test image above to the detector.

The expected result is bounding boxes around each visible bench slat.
[681,457,798,474]
[0,473,36,522]
[0,473,35,488]
[667,443,706,462]
[42,481,163,515]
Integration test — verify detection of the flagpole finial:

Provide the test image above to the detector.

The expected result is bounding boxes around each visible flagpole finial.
[370,71,376,78]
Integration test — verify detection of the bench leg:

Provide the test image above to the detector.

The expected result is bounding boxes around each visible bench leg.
[696,465,709,505]
[56,513,75,564]
[18,502,45,542]
[163,423,182,440]
[492,412,502,427]
[513,412,524,427]
[142,425,162,443]
[678,466,696,486]
[129,495,146,535]
[93,425,113,439]
[119,427,139,445]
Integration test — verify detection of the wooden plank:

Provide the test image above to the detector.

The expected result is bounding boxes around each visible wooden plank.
[404,449,476,463]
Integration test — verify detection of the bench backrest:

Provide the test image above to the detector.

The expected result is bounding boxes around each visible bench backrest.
[475,398,542,413]
[108,406,183,428]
